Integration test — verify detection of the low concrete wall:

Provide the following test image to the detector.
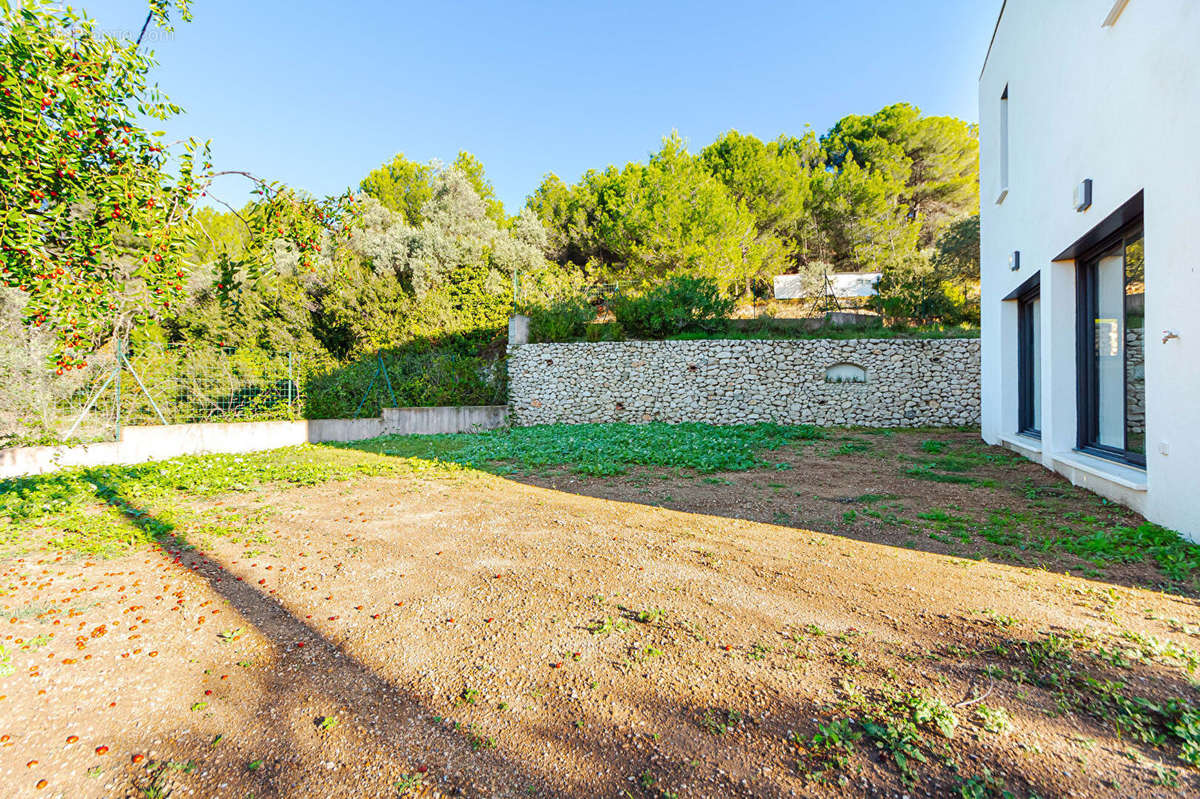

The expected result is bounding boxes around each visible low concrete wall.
[0,406,507,479]
[307,418,388,443]
[382,405,508,435]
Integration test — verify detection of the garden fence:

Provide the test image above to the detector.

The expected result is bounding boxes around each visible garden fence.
[1,342,303,447]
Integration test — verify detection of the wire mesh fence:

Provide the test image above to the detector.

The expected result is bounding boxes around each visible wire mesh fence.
[0,342,303,447]
[1,337,510,448]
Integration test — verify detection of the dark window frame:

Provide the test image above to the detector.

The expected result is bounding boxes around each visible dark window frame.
[1074,220,1146,468]
[1016,287,1040,438]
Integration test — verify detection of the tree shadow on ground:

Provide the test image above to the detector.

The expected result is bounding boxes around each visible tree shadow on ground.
[88,481,552,797]
[16,473,1191,798]
[331,427,1200,600]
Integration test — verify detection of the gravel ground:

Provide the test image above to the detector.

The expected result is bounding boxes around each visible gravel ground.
[1,438,1198,798]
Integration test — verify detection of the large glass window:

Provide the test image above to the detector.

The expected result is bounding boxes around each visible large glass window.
[1018,292,1041,436]
[1077,224,1145,465]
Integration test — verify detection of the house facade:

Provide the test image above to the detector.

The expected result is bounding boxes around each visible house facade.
[979,0,1200,541]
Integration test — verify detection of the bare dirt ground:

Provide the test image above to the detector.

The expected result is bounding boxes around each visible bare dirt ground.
[2,432,1199,798]
[517,430,1167,592]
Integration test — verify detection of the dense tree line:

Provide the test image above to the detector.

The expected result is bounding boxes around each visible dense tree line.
[2,0,981,427]
[529,103,979,320]
[168,103,979,368]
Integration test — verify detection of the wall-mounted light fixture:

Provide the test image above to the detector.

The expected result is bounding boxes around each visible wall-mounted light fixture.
[1074,179,1093,212]
[1009,250,1020,271]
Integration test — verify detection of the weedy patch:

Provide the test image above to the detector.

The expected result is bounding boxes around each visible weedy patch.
[1119,630,1200,673]
[0,643,13,678]
[987,629,1200,768]
[699,708,743,735]
[828,439,872,457]
[975,609,1019,629]
[589,616,632,636]
[460,723,496,752]
[630,607,666,625]
[349,422,826,476]
[957,766,1014,798]
[217,627,245,644]
[800,718,862,782]
[394,773,425,795]
[0,446,409,557]
[975,705,1013,735]
[801,680,964,788]
[908,695,958,739]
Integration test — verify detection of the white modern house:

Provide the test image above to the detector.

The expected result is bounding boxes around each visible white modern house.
[979,0,1200,541]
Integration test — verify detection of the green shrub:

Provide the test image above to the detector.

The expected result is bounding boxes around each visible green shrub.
[610,276,735,339]
[303,349,505,418]
[525,296,596,343]
[871,258,979,326]
[585,321,623,341]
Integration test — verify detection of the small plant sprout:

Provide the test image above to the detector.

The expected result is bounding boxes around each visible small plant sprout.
[975,705,1013,735]
[395,772,425,795]
[218,627,245,643]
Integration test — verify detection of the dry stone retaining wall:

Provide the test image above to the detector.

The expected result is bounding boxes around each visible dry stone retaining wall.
[507,339,980,427]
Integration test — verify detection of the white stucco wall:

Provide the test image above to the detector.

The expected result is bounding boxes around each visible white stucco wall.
[0,407,508,479]
[979,0,1200,539]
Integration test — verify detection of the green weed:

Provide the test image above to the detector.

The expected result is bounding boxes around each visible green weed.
[975,705,1013,735]
[700,708,742,735]
[349,422,825,476]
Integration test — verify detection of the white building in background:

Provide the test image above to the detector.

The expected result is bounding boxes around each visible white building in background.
[772,272,880,301]
[979,0,1199,540]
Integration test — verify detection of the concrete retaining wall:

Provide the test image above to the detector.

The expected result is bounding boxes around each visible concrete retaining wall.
[507,339,980,427]
[0,406,507,479]
[382,405,508,435]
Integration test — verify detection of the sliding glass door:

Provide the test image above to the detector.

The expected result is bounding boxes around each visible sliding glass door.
[1076,224,1145,465]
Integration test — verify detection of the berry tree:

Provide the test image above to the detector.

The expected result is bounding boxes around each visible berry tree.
[0,0,351,373]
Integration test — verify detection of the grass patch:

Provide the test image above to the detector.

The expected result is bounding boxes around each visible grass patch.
[345,422,826,476]
[1007,630,1200,769]
[903,466,985,486]
[1052,522,1200,582]
[0,446,412,558]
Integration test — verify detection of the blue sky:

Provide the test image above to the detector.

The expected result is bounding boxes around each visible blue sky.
[81,0,1001,212]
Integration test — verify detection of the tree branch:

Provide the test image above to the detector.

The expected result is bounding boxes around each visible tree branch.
[135,11,153,47]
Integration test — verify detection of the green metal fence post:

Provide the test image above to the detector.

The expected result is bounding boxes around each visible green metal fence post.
[378,352,398,409]
[114,339,122,441]
[288,352,294,417]
[352,359,380,419]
